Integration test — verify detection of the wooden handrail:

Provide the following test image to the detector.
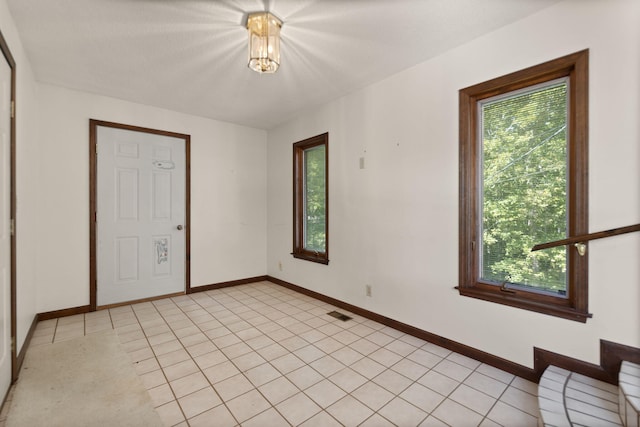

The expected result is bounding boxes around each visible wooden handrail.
[531,223,640,252]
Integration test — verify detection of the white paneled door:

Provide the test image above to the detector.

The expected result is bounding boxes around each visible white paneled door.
[0,42,12,397]
[97,126,186,306]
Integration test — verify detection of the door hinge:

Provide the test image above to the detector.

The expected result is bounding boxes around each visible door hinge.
[11,337,15,352]
[10,100,15,119]
[10,218,15,236]
[95,143,98,155]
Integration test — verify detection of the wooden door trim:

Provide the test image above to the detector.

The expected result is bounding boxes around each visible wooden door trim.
[89,119,191,310]
[0,28,17,383]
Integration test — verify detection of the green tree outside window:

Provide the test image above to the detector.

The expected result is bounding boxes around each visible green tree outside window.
[480,80,568,294]
[304,145,326,252]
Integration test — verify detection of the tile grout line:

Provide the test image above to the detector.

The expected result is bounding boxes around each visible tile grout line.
[224,285,322,425]
[36,282,541,427]
[473,363,515,427]
[207,286,306,426]
[183,289,272,425]
[153,296,226,426]
[175,288,288,425]
[207,286,319,426]
[129,302,192,427]
[212,284,359,426]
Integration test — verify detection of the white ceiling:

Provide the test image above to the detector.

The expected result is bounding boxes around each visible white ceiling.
[7,0,562,130]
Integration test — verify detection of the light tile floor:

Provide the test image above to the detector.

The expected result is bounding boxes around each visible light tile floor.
[2,281,540,426]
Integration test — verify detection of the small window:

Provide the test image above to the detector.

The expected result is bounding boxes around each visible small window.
[293,133,328,264]
[458,50,590,322]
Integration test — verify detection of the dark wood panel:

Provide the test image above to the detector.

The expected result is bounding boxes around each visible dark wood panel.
[534,347,609,383]
[37,305,92,321]
[601,340,640,383]
[533,341,640,385]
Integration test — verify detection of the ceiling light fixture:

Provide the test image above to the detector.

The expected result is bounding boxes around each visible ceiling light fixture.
[246,12,282,74]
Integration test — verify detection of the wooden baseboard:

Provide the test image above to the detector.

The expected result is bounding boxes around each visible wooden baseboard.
[27,274,639,386]
[36,275,269,317]
[188,276,269,293]
[267,276,536,381]
[97,292,185,310]
[534,340,640,385]
[601,340,640,381]
[266,275,639,385]
[13,315,38,382]
[37,305,92,321]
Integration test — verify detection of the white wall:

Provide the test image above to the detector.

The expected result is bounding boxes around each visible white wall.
[267,0,640,368]
[3,0,268,344]
[3,0,638,372]
[0,0,40,353]
[36,84,267,312]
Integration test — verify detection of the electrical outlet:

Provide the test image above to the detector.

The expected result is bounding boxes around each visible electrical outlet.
[278,261,283,271]
[366,285,372,297]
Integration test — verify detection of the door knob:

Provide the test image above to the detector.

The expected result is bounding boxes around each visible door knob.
[177,225,183,230]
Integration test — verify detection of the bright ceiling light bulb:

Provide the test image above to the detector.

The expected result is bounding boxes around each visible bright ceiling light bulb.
[246,12,282,74]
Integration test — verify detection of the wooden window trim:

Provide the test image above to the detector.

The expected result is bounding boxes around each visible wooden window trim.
[458,50,590,322]
[292,133,329,265]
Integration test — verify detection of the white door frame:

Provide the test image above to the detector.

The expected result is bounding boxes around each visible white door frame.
[0,28,16,388]
[89,120,191,309]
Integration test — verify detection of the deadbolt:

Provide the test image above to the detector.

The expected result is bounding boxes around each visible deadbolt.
[177,225,183,230]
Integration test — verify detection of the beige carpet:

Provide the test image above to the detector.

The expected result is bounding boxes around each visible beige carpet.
[6,330,162,427]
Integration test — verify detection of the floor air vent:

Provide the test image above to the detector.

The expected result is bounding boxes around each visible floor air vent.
[327,311,353,322]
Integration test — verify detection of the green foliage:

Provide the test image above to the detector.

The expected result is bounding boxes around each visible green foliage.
[304,145,326,252]
[481,82,568,293]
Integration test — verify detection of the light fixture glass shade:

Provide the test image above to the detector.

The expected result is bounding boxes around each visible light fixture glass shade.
[246,12,282,73]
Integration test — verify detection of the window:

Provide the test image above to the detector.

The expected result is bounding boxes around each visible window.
[293,133,329,264]
[458,50,590,322]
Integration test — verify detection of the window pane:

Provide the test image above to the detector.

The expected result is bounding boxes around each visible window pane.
[303,145,326,252]
[480,80,568,295]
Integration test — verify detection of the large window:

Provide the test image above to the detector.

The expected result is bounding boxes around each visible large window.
[458,50,590,322]
[293,133,328,264]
